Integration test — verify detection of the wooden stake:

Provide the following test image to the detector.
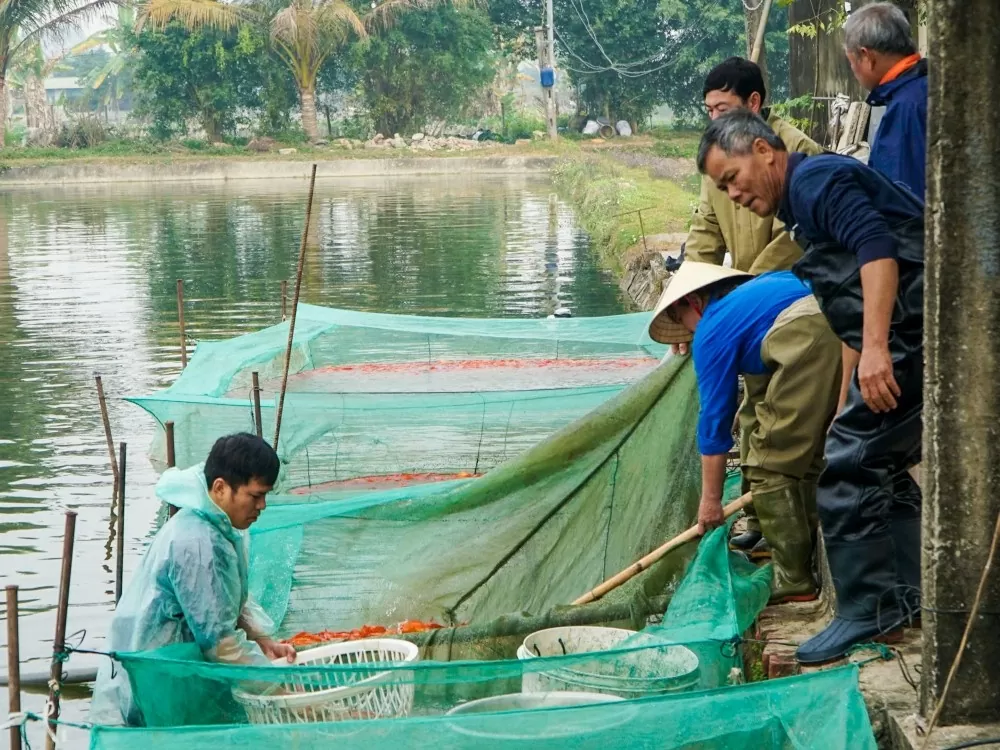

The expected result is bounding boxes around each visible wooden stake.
[6,585,21,750]
[749,0,774,64]
[115,443,126,605]
[94,375,118,504]
[572,492,752,605]
[165,421,175,468]
[280,280,288,322]
[46,511,76,750]
[176,279,187,369]
[273,165,318,450]
[251,372,263,439]
[165,423,179,519]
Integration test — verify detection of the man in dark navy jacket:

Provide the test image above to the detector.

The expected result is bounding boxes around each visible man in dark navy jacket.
[843,2,928,199]
[696,109,924,665]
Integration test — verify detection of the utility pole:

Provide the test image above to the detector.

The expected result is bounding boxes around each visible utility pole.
[544,0,558,140]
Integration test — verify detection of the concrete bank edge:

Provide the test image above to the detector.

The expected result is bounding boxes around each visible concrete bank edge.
[0,155,558,186]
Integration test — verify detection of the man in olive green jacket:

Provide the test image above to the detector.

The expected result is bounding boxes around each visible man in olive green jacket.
[682,58,823,558]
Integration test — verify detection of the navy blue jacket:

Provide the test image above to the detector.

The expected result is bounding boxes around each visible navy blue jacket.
[777,152,924,358]
[866,59,928,200]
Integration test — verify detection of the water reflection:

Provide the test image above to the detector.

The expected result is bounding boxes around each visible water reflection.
[0,174,623,728]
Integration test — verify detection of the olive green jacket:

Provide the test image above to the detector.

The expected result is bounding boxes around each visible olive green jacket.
[685,113,822,274]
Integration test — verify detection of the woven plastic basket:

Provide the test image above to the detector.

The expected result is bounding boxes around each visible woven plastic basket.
[233,638,420,725]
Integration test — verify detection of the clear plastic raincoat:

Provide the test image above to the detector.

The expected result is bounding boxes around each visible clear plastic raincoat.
[89,463,272,726]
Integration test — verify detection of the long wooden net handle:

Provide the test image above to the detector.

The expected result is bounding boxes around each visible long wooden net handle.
[572,492,752,606]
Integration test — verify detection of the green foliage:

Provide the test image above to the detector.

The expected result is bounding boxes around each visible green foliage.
[129,22,289,141]
[770,92,814,133]
[53,116,109,148]
[554,0,669,125]
[356,4,496,136]
[647,127,701,159]
[658,0,791,122]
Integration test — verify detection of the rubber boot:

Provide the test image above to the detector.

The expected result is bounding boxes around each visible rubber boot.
[796,536,906,665]
[799,478,820,586]
[729,527,762,553]
[748,536,771,561]
[890,513,922,627]
[730,474,762,552]
[754,483,817,604]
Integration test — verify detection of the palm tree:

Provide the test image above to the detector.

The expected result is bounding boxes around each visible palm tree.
[0,0,121,147]
[139,0,459,142]
[8,41,65,132]
[71,6,135,119]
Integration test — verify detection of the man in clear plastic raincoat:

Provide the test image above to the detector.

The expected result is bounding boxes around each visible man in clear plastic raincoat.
[90,433,294,726]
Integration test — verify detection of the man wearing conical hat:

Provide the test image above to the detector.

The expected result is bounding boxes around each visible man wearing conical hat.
[649,262,842,604]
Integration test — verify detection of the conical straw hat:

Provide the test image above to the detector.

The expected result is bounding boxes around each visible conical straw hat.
[648,262,752,344]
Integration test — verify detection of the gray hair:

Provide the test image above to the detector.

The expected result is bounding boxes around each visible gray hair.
[843,2,917,56]
[696,110,786,174]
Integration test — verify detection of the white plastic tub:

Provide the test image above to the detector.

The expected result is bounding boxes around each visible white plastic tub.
[233,638,419,724]
[517,626,700,698]
[446,691,633,740]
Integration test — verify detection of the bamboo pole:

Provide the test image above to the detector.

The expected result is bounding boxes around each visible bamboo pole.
[46,511,76,750]
[273,165,318,450]
[115,443,126,604]
[572,492,752,605]
[749,0,774,64]
[280,280,288,322]
[6,585,21,750]
[94,375,118,504]
[176,279,187,369]
[251,372,263,439]
[165,422,178,519]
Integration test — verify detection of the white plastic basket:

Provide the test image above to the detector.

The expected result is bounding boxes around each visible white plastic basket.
[517,626,700,698]
[233,638,420,725]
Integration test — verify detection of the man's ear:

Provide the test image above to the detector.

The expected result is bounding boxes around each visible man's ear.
[746,91,762,114]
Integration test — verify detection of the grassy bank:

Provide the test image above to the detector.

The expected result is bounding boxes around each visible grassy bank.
[551,151,698,273]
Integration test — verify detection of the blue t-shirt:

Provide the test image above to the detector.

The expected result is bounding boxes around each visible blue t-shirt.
[692,271,812,455]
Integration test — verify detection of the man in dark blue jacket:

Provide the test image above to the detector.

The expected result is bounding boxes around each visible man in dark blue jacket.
[843,2,928,199]
[696,109,924,665]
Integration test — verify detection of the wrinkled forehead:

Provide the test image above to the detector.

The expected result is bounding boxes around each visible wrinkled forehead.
[702,145,747,182]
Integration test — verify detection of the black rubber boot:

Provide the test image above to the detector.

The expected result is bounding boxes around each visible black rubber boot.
[729,528,763,552]
[748,536,771,560]
[754,483,817,604]
[795,536,906,665]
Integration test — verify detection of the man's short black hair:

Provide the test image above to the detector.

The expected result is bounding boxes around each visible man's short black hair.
[703,57,767,105]
[205,433,280,490]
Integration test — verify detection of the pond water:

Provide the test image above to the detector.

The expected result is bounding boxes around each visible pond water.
[0,173,624,733]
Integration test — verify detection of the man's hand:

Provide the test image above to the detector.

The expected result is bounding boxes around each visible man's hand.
[257,636,297,663]
[671,342,690,356]
[697,495,725,535]
[857,344,900,413]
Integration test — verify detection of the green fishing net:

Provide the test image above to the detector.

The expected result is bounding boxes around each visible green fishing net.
[98,308,876,748]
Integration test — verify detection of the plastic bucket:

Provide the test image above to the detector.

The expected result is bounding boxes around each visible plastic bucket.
[518,626,700,698]
[446,691,633,740]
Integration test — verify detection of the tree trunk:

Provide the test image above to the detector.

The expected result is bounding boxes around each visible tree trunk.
[25,74,52,132]
[0,76,7,148]
[300,86,319,142]
[201,111,222,142]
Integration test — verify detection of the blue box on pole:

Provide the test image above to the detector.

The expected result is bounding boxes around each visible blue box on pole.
[540,67,555,88]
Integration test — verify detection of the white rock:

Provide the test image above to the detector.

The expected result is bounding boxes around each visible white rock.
[278,148,297,155]
[411,132,425,142]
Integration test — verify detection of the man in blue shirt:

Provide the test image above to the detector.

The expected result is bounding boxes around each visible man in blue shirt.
[649,262,841,605]
[843,2,927,199]
[696,109,924,665]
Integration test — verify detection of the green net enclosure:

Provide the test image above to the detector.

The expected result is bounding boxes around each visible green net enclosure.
[97,319,878,748]
[127,306,666,493]
[90,664,874,750]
